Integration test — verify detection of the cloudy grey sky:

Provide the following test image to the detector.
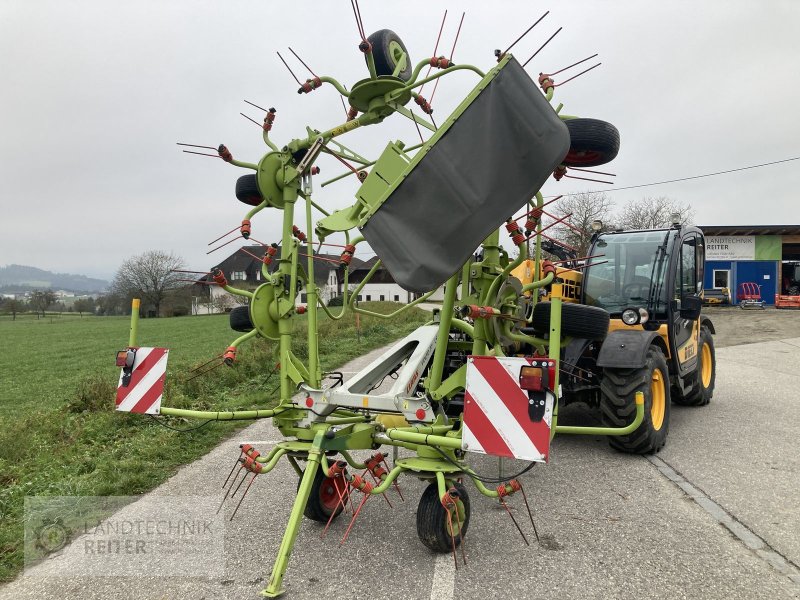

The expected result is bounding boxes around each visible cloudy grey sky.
[2,1,798,280]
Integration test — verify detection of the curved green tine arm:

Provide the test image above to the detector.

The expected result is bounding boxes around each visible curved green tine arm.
[222,284,255,300]
[229,328,259,350]
[262,130,279,152]
[404,59,486,90]
[399,64,486,96]
[521,271,554,295]
[253,449,288,474]
[230,158,259,170]
[499,319,546,355]
[245,200,269,221]
[338,451,367,470]
[483,240,529,307]
[319,76,350,97]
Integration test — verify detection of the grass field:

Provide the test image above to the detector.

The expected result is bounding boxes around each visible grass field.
[0,304,429,581]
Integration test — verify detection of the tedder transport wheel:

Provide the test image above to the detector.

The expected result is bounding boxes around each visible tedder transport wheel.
[562,118,620,167]
[366,29,412,81]
[235,174,263,206]
[229,306,254,332]
[601,345,670,454]
[416,482,470,552]
[302,468,348,523]
[530,302,610,340]
[674,326,716,406]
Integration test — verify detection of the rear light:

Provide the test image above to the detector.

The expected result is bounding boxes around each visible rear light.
[519,359,556,392]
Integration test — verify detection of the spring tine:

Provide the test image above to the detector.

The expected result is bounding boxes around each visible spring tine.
[499,497,529,546]
[244,99,269,112]
[522,27,563,68]
[207,235,244,255]
[230,473,258,521]
[230,464,250,498]
[563,173,614,185]
[185,360,225,383]
[217,464,245,514]
[177,142,217,150]
[182,150,221,158]
[288,46,318,78]
[382,459,404,501]
[446,509,458,569]
[568,166,616,176]
[208,225,241,246]
[340,493,369,546]
[276,51,302,85]
[190,354,224,373]
[555,62,601,87]
[222,453,243,489]
[501,11,549,56]
[419,9,447,95]
[518,483,540,543]
[549,53,598,77]
[240,112,262,128]
[321,478,349,539]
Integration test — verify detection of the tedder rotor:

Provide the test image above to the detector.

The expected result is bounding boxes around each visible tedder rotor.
[114,7,641,597]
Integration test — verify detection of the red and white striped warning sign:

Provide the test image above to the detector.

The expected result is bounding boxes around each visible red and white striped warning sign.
[115,347,169,414]
[462,356,553,463]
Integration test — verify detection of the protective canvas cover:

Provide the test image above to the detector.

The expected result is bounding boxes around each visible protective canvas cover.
[360,57,570,292]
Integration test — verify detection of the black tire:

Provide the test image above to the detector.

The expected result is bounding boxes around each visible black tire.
[235,174,263,207]
[531,302,609,340]
[416,482,470,553]
[229,306,254,332]
[562,118,620,167]
[674,327,715,406]
[367,29,412,81]
[302,468,348,523]
[601,345,670,454]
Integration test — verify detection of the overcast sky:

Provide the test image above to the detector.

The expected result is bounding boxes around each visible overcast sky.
[2,0,798,280]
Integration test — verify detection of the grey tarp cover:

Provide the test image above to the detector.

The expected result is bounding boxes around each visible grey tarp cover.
[360,57,570,293]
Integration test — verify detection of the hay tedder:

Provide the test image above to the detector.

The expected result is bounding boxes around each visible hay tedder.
[115,8,644,597]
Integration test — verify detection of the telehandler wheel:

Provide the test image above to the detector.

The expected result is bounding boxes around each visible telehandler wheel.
[416,482,470,553]
[600,345,670,454]
[562,118,620,167]
[530,302,609,340]
[301,468,348,523]
[229,306,254,332]
[674,326,716,406]
[366,29,413,81]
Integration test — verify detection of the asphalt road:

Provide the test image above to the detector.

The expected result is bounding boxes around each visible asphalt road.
[3,334,800,600]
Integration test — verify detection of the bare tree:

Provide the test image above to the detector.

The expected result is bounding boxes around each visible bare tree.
[73,298,93,317]
[29,290,57,318]
[548,191,616,258]
[1,298,26,320]
[617,196,693,230]
[111,251,186,317]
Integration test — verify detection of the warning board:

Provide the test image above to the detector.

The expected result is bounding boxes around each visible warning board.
[115,347,169,414]
[462,356,553,462]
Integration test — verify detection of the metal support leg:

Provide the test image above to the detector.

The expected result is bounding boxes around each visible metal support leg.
[261,436,323,598]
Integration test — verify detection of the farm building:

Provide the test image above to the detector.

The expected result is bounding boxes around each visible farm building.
[698,225,800,306]
[203,246,412,311]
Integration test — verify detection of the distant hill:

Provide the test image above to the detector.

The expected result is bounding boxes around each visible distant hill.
[0,265,109,293]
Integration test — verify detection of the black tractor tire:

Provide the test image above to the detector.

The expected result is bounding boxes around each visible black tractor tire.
[302,468,348,523]
[674,326,715,406]
[600,345,670,454]
[562,118,620,167]
[416,481,470,553]
[229,305,254,332]
[530,302,610,341]
[367,29,412,81]
[235,174,263,207]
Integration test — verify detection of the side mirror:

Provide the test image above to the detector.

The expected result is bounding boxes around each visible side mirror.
[680,294,702,321]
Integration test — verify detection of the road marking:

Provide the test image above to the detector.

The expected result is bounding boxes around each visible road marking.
[429,552,456,600]
[647,455,800,586]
